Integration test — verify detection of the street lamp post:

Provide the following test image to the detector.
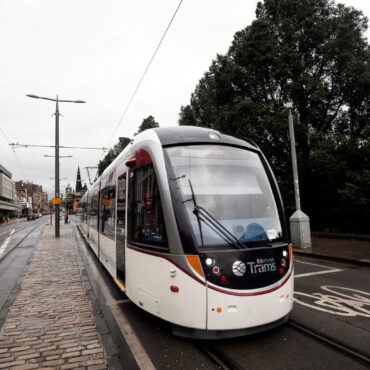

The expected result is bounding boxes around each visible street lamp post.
[284,102,311,249]
[27,94,86,237]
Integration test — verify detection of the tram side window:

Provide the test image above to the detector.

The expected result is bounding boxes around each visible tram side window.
[77,205,84,222]
[117,175,126,236]
[128,165,168,250]
[83,200,88,223]
[84,198,89,224]
[90,192,99,231]
[100,187,116,239]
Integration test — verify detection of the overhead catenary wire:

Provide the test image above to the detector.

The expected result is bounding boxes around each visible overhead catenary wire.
[0,126,28,179]
[103,0,184,154]
[9,143,108,151]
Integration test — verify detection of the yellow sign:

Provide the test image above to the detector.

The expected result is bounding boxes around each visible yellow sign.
[102,199,110,206]
[52,197,62,205]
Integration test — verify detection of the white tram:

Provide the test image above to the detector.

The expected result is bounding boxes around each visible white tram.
[78,127,293,339]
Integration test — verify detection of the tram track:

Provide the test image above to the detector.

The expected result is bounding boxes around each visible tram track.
[0,222,43,264]
[194,317,370,370]
[0,221,38,243]
[288,319,370,366]
[199,343,245,370]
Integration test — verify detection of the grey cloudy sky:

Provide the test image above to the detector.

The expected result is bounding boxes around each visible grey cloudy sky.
[1,0,369,199]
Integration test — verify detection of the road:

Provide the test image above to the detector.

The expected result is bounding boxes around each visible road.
[76,237,370,370]
[292,256,370,358]
[1,223,369,369]
[0,218,46,320]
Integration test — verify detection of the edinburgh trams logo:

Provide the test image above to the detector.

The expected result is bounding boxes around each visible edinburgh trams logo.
[247,258,276,274]
[232,258,277,276]
[232,261,247,276]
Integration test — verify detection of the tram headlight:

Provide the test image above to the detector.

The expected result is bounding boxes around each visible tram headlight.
[205,257,214,266]
[282,250,288,258]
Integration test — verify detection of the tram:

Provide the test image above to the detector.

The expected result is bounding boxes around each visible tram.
[78,126,293,339]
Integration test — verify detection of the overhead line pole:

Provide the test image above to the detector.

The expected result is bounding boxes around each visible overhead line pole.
[26,94,86,237]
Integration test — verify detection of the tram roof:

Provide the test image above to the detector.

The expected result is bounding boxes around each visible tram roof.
[153,126,258,151]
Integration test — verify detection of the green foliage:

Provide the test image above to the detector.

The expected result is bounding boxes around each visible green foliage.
[136,115,159,135]
[179,0,370,233]
[97,115,160,177]
[98,137,131,176]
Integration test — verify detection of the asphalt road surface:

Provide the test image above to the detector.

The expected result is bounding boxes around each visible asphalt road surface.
[0,218,45,312]
[1,223,369,369]
[74,231,370,370]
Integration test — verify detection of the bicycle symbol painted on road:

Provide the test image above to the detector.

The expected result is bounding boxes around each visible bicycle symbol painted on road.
[294,286,370,317]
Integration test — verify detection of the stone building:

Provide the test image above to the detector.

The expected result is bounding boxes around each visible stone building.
[15,181,47,215]
[0,164,18,221]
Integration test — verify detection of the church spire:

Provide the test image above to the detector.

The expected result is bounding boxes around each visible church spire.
[76,166,82,193]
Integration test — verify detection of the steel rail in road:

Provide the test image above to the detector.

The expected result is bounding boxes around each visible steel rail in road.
[0,221,41,243]
[0,222,43,264]
[197,319,370,370]
[198,344,245,370]
[288,319,370,366]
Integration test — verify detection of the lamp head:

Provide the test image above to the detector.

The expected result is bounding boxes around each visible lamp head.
[284,102,293,109]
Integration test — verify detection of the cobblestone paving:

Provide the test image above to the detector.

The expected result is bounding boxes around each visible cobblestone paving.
[0,224,108,369]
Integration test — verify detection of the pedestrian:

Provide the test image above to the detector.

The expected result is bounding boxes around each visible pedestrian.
[64,212,69,224]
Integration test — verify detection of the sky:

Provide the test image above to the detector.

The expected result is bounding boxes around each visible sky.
[1,0,370,199]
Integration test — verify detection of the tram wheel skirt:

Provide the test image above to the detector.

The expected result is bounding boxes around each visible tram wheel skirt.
[171,314,289,340]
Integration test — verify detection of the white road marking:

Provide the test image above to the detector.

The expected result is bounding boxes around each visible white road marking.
[295,258,339,270]
[295,269,342,278]
[294,286,370,317]
[294,258,342,278]
[0,228,15,258]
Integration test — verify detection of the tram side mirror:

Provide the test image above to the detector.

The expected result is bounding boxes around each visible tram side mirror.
[126,157,136,168]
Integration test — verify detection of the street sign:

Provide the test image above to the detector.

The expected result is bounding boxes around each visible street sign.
[52,197,62,205]
[102,199,110,206]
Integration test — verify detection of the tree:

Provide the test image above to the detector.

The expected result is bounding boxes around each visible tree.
[97,137,131,176]
[179,0,370,233]
[135,115,159,135]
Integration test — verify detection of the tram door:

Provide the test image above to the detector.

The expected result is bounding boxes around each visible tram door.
[116,174,127,281]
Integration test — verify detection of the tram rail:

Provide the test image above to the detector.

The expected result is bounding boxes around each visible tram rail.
[0,221,40,243]
[288,319,370,366]
[193,318,370,370]
[199,343,245,370]
[0,222,42,263]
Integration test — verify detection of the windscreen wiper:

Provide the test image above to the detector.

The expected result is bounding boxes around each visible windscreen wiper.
[188,180,245,249]
[188,180,204,247]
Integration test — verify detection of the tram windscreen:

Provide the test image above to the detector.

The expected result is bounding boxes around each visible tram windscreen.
[166,145,282,248]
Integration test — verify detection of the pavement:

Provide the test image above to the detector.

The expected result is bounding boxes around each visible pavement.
[0,222,109,370]
[0,218,26,227]
[293,234,370,265]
